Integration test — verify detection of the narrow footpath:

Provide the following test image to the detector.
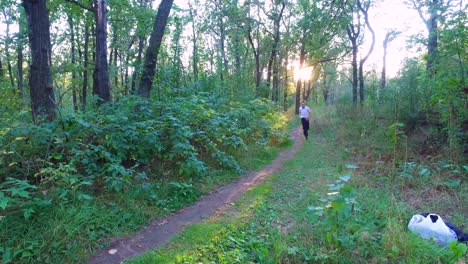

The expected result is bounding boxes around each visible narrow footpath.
[88,126,305,264]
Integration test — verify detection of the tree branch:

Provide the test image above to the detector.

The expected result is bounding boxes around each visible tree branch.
[357,0,375,64]
[65,0,95,13]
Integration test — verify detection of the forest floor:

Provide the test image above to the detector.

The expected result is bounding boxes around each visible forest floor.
[88,126,306,264]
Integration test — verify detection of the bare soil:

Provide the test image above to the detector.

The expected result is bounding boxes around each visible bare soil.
[88,126,305,264]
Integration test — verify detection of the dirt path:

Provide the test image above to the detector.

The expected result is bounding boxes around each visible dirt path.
[88,126,305,264]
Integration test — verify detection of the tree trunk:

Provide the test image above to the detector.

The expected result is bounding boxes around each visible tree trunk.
[380,32,395,90]
[218,15,228,76]
[22,0,56,122]
[138,0,174,97]
[381,32,391,90]
[283,52,289,111]
[17,46,24,97]
[188,2,198,81]
[16,18,26,97]
[347,25,359,106]
[322,73,329,105]
[267,1,285,91]
[247,29,261,94]
[68,14,78,111]
[4,22,15,88]
[426,0,438,75]
[295,33,306,115]
[82,17,90,111]
[357,0,375,106]
[93,0,111,102]
[131,36,144,93]
[272,55,281,102]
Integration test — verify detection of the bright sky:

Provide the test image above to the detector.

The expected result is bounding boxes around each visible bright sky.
[171,0,426,78]
[364,0,426,77]
[0,0,426,78]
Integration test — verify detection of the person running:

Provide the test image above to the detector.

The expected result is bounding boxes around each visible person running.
[299,100,310,140]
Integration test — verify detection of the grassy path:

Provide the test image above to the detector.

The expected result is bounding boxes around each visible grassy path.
[128,114,467,263]
[128,121,348,263]
[88,127,305,263]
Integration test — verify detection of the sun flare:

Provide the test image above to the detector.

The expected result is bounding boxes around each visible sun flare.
[294,66,313,81]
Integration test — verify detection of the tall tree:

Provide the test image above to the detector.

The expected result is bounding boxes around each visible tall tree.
[93,0,111,102]
[22,0,56,122]
[346,23,360,106]
[68,13,78,111]
[2,10,15,88]
[346,1,362,106]
[381,30,398,90]
[188,0,199,81]
[16,11,26,97]
[266,0,286,102]
[246,1,263,95]
[357,0,375,105]
[138,0,174,97]
[409,0,440,75]
[295,30,306,115]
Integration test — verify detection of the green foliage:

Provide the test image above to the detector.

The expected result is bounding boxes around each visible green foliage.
[308,171,358,249]
[0,92,288,263]
[131,207,282,264]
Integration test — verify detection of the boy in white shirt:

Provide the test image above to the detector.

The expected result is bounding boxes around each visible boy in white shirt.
[299,101,310,140]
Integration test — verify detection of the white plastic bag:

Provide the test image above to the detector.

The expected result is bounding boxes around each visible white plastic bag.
[408,213,458,246]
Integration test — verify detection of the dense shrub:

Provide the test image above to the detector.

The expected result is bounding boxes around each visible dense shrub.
[0,95,287,213]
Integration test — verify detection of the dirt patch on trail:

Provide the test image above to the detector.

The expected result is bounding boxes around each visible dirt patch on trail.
[87,126,305,264]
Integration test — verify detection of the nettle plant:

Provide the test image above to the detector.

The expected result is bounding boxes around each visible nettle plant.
[0,94,287,218]
[308,164,359,248]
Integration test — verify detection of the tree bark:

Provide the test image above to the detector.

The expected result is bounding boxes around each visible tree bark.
[217,0,228,77]
[68,14,78,111]
[347,24,359,106]
[16,47,24,97]
[410,0,439,76]
[267,1,285,91]
[93,0,111,102]
[188,1,199,81]
[357,0,375,106]
[16,16,26,98]
[4,20,15,88]
[295,34,306,115]
[426,0,439,75]
[82,17,90,111]
[283,50,289,111]
[22,0,56,122]
[138,0,174,97]
[247,29,261,94]
[381,32,391,90]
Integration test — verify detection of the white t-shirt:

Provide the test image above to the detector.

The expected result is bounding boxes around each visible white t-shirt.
[299,106,310,119]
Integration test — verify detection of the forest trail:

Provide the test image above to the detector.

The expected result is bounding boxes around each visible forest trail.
[88,126,305,264]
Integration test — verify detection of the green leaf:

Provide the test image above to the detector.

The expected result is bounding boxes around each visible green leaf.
[308,206,323,211]
[327,183,343,191]
[78,193,93,201]
[331,200,346,211]
[0,196,10,210]
[418,168,431,178]
[10,189,29,198]
[345,164,359,169]
[23,208,34,219]
[52,153,63,160]
[339,175,351,182]
[287,246,299,255]
[443,180,460,188]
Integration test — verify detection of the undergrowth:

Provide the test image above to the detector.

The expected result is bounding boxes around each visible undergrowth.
[130,103,467,263]
[0,94,289,263]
